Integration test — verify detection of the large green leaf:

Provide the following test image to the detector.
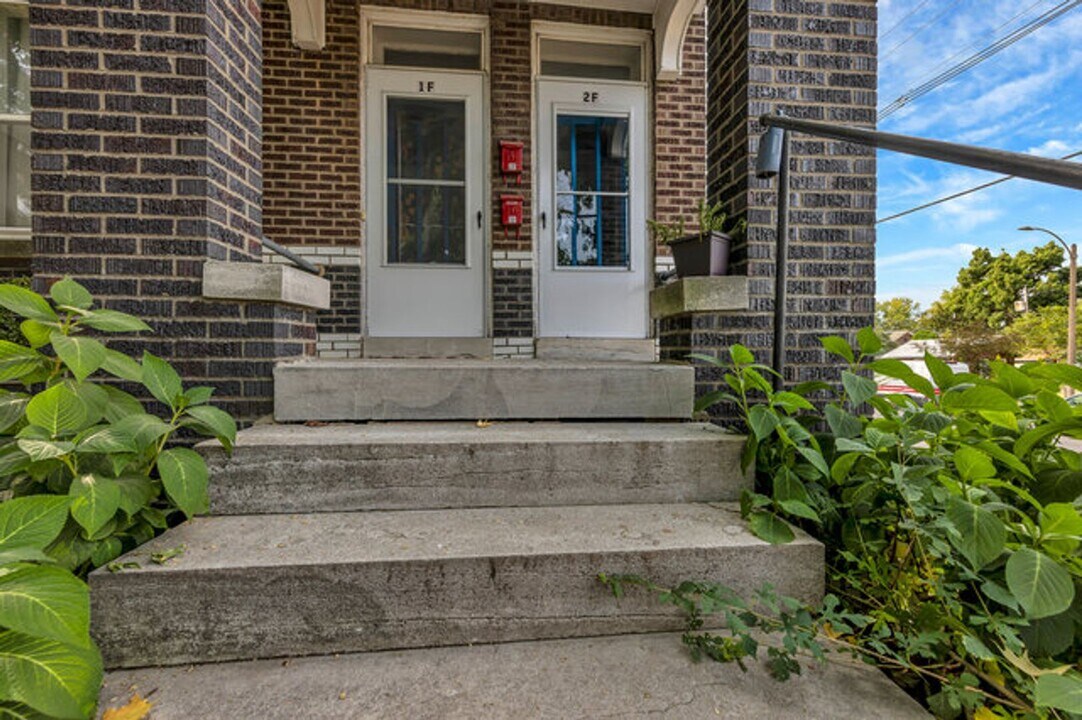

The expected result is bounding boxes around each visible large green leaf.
[24,384,92,437]
[841,371,877,406]
[1020,610,1076,657]
[1005,547,1075,619]
[14,439,72,463]
[1039,503,1082,555]
[0,629,101,719]
[946,498,1006,569]
[68,475,121,538]
[17,322,51,350]
[157,447,209,517]
[924,351,958,390]
[141,351,182,410]
[75,425,135,455]
[113,475,157,516]
[1025,363,1082,393]
[1035,673,1082,714]
[98,349,142,384]
[0,565,88,648]
[1015,418,1082,458]
[1033,468,1082,505]
[748,511,795,545]
[0,394,27,434]
[100,385,144,424]
[746,405,778,441]
[989,361,1036,398]
[47,279,92,312]
[48,333,105,383]
[184,404,237,450]
[111,413,170,451]
[0,497,70,551]
[953,446,995,482]
[824,405,862,439]
[0,286,57,324]
[0,700,56,719]
[0,344,43,385]
[855,327,882,355]
[819,336,854,363]
[77,309,150,334]
[868,359,935,399]
[941,385,1018,414]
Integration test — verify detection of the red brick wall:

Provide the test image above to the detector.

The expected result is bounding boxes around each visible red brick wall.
[262,0,361,248]
[654,11,707,250]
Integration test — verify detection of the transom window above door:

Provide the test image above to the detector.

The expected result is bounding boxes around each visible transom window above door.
[370,25,483,71]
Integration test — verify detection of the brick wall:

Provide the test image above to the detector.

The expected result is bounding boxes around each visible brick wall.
[654,11,707,246]
[29,0,315,423]
[690,0,877,420]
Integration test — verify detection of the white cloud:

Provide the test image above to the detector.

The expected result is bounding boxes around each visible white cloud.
[877,243,979,269]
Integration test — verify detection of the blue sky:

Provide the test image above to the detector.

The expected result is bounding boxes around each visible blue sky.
[876,0,1082,309]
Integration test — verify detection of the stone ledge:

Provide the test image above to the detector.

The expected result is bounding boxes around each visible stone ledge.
[650,276,749,319]
[202,260,330,310]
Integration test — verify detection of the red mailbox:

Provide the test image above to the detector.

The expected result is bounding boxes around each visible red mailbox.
[499,140,524,183]
[500,194,524,239]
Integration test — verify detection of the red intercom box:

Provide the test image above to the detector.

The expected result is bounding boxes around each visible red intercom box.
[500,194,524,238]
[499,140,524,182]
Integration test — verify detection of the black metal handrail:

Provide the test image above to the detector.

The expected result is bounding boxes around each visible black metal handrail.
[262,237,321,275]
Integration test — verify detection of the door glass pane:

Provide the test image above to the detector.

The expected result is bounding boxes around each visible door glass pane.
[555,115,629,268]
[0,122,29,228]
[539,39,641,81]
[0,5,29,115]
[386,98,467,265]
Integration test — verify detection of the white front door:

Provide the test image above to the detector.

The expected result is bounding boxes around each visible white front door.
[536,80,649,339]
[365,68,485,337]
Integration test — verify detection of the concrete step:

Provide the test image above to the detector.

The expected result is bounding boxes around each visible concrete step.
[98,633,929,720]
[200,422,750,514]
[90,504,823,669]
[273,359,694,422]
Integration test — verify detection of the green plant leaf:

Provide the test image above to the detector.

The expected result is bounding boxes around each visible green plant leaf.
[0,629,101,719]
[831,452,861,483]
[978,410,1017,431]
[47,279,92,311]
[946,498,1006,569]
[841,371,877,406]
[68,475,121,538]
[820,336,855,363]
[113,475,157,516]
[795,445,829,478]
[772,392,815,412]
[1035,673,1082,713]
[1039,503,1082,554]
[0,564,89,648]
[111,413,171,451]
[1005,547,1075,619]
[747,405,778,440]
[24,383,92,437]
[748,511,795,545]
[1025,363,1082,393]
[1014,419,1082,458]
[99,349,143,383]
[773,470,809,504]
[868,359,935,399]
[953,446,996,482]
[1032,468,1082,505]
[0,393,27,434]
[824,405,862,439]
[778,499,820,522]
[14,439,73,463]
[0,497,70,551]
[100,385,144,424]
[17,321,51,350]
[77,309,151,334]
[989,361,1036,398]
[1020,610,1076,657]
[183,386,215,406]
[1036,390,1073,422]
[924,352,957,390]
[48,333,105,383]
[0,285,57,324]
[941,385,1018,414]
[157,448,209,518]
[141,351,182,410]
[0,343,44,384]
[855,327,882,356]
[76,425,135,455]
[183,404,237,450]
[729,345,755,365]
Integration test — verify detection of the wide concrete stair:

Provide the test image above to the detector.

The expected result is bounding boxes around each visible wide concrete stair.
[92,359,923,717]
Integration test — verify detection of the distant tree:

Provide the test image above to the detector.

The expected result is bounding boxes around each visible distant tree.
[941,322,1022,374]
[875,297,922,332]
[1006,305,1079,361]
[924,242,1068,333]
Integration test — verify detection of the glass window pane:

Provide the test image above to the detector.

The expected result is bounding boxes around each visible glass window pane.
[555,194,628,269]
[387,98,465,182]
[387,184,465,265]
[539,39,641,81]
[373,25,481,71]
[556,116,628,193]
[0,122,29,228]
[0,5,29,115]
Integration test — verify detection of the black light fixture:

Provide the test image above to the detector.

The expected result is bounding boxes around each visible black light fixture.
[756,116,790,391]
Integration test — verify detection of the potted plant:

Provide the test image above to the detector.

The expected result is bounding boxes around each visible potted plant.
[649,200,745,278]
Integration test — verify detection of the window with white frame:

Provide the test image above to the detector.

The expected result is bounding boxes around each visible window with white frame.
[0,1,29,239]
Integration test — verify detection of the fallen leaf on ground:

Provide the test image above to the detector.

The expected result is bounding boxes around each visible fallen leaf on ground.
[476,419,493,428]
[102,694,153,720]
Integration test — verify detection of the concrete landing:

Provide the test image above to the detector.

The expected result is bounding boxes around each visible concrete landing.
[98,632,928,719]
[90,504,823,668]
[200,422,750,514]
[273,359,694,421]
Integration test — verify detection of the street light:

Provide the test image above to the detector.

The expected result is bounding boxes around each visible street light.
[1018,226,1077,368]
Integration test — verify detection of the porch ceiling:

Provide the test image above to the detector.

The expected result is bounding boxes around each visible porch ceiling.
[286,0,704,79]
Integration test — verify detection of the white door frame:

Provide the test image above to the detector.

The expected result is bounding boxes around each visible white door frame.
[534,78,651,339]
[363,66,488,338]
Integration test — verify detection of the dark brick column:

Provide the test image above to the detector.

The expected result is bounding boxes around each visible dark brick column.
[29,0,315,423]
[693,0,877,422]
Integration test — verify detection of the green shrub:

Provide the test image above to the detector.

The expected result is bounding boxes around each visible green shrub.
[0,275,31,344]
[0,278,237,576]
[605,331,1082,718]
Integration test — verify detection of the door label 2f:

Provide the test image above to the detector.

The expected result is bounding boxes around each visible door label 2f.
[419,81,436,93]
[583,91,599,103]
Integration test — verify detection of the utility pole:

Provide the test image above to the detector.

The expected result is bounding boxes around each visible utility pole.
[1019,226,1077,368]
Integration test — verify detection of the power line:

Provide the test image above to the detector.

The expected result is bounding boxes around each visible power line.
[877,149,1082,224]
[879,0,935,41]
[879,0,1082,121]
[881,0,968,61]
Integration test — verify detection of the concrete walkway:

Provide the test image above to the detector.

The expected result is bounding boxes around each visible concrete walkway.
[98,632,928,719]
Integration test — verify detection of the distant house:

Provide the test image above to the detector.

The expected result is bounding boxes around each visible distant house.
[876,339,967,397]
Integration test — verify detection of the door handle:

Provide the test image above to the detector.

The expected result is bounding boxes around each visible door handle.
[540,211,547,229]
[477,210,483,229]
